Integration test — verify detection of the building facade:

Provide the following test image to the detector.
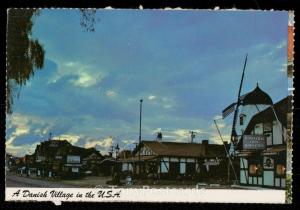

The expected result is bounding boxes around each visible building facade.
[236,96,291,189]
[33,139,102,178]
[120,137,229,182]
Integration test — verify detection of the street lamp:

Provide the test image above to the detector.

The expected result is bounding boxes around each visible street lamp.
[115,144,120,159]
[113,144,120,185]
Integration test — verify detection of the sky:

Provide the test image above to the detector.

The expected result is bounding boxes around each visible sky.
[6,9,289,157]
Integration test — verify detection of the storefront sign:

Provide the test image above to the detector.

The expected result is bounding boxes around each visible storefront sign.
[243,135,266,150]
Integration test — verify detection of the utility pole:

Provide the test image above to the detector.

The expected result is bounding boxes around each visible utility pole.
[189,131,197,143]
[138,99,143,178]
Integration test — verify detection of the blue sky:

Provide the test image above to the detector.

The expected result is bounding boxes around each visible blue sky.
[6,9,289,156]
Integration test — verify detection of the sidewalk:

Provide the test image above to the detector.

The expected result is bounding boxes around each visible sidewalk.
[230,184,279,190]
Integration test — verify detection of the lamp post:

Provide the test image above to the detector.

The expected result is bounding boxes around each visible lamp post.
[138,99,143,178]
[113,144,120,185]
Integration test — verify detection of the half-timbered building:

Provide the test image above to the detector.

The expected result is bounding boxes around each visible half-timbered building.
[237,96,291,189]
[120,136,228,181]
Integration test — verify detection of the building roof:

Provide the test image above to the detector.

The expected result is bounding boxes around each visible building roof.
[237,96,291,151]
[240,84,273,105]
[134,141,227,158]
[34,139,102,158]
[244,96,291,134]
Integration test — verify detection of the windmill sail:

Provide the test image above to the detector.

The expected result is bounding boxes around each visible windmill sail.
[222,102,236,119]
[230,54,248,148]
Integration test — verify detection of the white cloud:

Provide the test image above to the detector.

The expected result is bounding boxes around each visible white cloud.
[163,104,172,109]
[71,72,100,87]
[209,134,230,145]
[148,95,156,100]
[6,113,32,146]
[48,60,104,88]
[6,112,57,156]
[276,40,287,49]
[55,134,81,145]
[122,139,135,145]
[279,63,288,72]
[106,90,117,97]
[214,115,223,120]
[84,136,113,153]
[6,142,40,157]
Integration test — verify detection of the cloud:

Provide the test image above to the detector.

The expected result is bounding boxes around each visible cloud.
[163,104,172,109]
[214,115,223,120]
[48,60,104,88]
[6,113,57,156]
[6,113,33,146]
[106,90,117,97]
[71,72,100,87]
[148,95,156,100]
[54,134,81,145]
[122,139,135,145]
[84,136,113,154]
[6,142,40,157]
[276,40,287,49]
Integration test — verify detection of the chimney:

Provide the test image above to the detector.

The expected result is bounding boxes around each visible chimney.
[157,132,162,142]
[202,140,209,145]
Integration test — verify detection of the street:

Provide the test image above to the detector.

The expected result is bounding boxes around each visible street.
[6,172,111,188]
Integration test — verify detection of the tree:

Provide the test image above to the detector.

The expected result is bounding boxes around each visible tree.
[6,9,45,114]
[6,9,97,114]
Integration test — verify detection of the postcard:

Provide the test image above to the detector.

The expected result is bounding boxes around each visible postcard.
[5,8,294,204]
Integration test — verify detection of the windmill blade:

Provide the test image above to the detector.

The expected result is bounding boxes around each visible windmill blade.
[230,54,248,150]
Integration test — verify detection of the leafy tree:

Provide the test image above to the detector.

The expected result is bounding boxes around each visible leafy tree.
[6,9,45,114]
[6,9,97,114]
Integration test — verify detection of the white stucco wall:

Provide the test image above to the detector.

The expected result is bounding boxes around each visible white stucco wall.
[236,104,270,136]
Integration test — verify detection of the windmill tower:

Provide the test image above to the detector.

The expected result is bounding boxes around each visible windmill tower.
[222,55,273,155]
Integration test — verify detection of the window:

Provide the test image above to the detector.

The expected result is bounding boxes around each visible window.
[263,157,274,169]
[249,164,262,176]
[240,114,246,126]
[264,123,272,145]
[276,164,286,176]
[254,123,263,135]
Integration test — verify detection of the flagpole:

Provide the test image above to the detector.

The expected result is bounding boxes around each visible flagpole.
[214,120,238,183]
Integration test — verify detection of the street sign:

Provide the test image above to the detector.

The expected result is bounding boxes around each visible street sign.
[243,135,266,150]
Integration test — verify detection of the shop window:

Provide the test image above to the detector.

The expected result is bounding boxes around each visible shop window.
[249,164,262,176]
[276,164,286,176]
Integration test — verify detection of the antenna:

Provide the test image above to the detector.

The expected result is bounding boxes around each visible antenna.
[49,132,52,141]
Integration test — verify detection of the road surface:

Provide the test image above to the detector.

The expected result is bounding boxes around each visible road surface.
[6,173,78,188]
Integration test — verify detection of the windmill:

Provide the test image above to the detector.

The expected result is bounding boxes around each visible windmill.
[222,54,248,156]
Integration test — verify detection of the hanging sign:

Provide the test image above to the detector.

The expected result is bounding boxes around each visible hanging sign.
[243,135,266,150]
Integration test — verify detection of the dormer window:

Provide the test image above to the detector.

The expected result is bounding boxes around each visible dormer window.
[239,114,246,125]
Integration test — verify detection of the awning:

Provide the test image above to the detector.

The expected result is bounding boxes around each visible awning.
[262,146,286,155]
